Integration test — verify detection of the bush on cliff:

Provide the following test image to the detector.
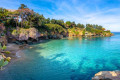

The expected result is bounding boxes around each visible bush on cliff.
[68,27,84,37]
[45,24,64,34]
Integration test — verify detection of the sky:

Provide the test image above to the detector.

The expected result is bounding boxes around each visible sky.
[0,0,120,32]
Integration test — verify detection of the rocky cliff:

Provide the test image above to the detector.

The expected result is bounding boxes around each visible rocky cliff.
[3,26,113,44]
[68,27,84,37]
[12,28,40,41]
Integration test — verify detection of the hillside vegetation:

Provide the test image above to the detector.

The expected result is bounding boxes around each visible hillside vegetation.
[0,4,113,42]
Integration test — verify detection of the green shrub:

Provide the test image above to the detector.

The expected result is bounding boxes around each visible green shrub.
[82,30,85,35]
[45,24,64,33]
[4,51,11,54]
[2,45,7,50]
[0,59,8,70]
[6,57,11,62]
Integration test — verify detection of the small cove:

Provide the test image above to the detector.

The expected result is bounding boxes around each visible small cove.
[0,32,120,80]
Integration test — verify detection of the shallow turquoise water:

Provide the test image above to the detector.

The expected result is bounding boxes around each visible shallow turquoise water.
[0,32,120,80]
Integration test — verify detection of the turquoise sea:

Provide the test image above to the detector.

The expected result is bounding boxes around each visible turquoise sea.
[0,32,120,80]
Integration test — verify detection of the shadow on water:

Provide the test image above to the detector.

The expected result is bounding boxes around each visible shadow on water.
[0,49,94,80]
[0,46,71,80]
[1,51,119,80]
[50,53,65,61]
[110,59,120,69]
[70,56,97,80]
[95,58,107,69]
[30,39,51,45]
[69,56,120,80]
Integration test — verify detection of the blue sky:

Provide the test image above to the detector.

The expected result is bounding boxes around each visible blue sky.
[0,0,120,32]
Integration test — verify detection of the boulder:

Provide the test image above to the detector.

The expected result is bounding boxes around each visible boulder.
[12,28,41,41]
[92,71,120,80]
[57,34,63,39]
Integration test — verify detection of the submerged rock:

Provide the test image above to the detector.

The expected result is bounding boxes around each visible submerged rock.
[92,71,120,80]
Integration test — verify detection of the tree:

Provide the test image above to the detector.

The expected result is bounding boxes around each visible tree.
[4,18,16,28]
[86,24,93,28]
[66,21,71,28]
[93,24,103,30]
[0,8,9,23]
[17,4,34,28]
[45,18,50,24]
[56,19,64,27]
[77,23,84,28]
[7,10,19,28]
[102,28,105,31]
[51,19,56,24]
[71,21,76,27]
[18,4,27,9]
[45,24,64,33]
[31,13,46,30]
[0,8,19,28]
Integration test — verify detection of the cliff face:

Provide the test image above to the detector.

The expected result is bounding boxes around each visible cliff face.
[92,71,120,80]
[12,28,40,41]
[6,27,113,43]
[11,28,65,41]
[104,32,114,37]
[68,28,84,37]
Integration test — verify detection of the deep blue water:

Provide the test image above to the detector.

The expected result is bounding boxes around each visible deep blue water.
[0,32,120,80]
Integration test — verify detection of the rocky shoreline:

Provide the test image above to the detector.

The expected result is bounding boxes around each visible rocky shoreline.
[3,43,30,65]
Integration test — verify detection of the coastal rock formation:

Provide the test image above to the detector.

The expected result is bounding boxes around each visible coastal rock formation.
[104,32,114,37]
[92,71,120,80]
[85,31,95,36]
[12,28,40,41]
[68,28,84,37]
[48,34,64,39]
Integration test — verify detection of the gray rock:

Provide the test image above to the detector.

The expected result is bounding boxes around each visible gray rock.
[92,71,120,80]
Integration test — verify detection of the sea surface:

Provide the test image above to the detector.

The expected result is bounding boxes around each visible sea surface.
[0,32,120,80]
